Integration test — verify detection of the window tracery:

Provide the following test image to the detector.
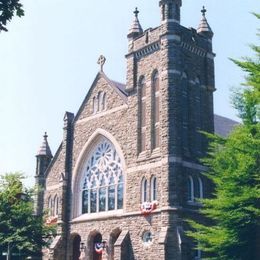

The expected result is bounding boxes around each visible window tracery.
[81,139,124,214]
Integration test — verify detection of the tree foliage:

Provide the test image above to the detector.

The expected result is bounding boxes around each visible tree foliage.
[0,172,54,257]
[0,0,24,32]
[187,14,260,260]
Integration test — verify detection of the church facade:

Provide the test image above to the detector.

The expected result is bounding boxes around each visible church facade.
[34,1,233,259]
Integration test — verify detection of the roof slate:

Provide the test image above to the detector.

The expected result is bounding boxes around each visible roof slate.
[214,114,239,137]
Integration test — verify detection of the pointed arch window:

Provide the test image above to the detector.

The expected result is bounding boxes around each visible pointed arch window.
[150,176,157,201]
[141,178,148,203]
[102,92,106,111]
[198,177,203,199]
[81,138,124,214]
[97,91,103,112]
[194,177,203,200]
[151,71,160,149]
[181,72,189,154]
[93,97,97,114]
[48,196,53,216]
[187,176,194,202]
[93,91,106,114]
[53,195,59,216]
[139,77,146,153]
[187,175,203,203]
[195,76,202,155]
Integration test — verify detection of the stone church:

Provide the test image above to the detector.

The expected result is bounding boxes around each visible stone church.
[34,1,237,259]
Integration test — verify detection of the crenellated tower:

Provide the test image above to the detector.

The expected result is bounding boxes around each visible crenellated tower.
[125,2,215,258]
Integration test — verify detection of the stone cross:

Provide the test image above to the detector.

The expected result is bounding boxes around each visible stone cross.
[134,7,139,18]
[97,55,106,72]
[201,6,207,16]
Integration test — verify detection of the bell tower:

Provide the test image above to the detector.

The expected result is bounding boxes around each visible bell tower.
[125,2,216,258]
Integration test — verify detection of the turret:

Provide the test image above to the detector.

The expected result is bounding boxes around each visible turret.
[127,7,143,41]
[36,132,53,176]
[197,6,213,39]
[35,132,53,215]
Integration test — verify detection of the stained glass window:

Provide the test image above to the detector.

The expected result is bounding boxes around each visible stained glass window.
[81,138,124,214]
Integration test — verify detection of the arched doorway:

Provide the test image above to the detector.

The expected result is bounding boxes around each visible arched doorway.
[93,233,102,260]
[72,234,81,260]
[109,229,121,260]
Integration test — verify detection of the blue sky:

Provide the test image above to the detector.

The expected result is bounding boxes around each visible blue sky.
[0,0,259,187]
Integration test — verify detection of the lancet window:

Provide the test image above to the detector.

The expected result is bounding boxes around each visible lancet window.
[48,196,53,216]
[139,77,146,153]
[47,195,59,216]
[53,195,59,216]
[195,77,202,154]
[181,72,189,154]
[93,91,106,114]
[81,139,124,214]
[150,176,157,201]
[187,175,203,203]
[141,178,148,203]
[151,71,160,149]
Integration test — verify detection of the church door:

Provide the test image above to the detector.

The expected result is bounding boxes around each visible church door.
[72,235,81,260]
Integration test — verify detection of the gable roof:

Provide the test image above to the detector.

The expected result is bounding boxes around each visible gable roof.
[74,72,128,121]
[44,143,62,178]
[214,114,239,137]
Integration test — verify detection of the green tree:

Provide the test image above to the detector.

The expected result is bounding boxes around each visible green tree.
[0,0,24,32]
[187,14,260,260]
[0,172,54,259]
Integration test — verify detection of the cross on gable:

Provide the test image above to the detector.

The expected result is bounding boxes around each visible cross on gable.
[97,55,106,72]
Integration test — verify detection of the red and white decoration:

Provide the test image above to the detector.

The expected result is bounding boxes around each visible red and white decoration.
[94,243,104,254]
[46,216,58,225]
[140,201,158,215]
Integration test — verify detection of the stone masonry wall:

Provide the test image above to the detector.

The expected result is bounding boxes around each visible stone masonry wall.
[41,3,215,259]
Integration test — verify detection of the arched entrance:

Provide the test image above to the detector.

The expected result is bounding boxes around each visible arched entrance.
[92,233,103,260]
[72,234,81,260]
